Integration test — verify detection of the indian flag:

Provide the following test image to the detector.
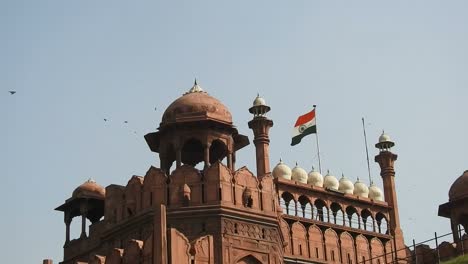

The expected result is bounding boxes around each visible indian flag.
[291,109,317,146]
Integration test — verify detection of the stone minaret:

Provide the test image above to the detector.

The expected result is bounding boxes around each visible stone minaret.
[248,94,273,179]
[374,132,406,262]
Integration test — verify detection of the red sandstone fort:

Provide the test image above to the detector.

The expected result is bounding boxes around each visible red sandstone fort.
[45,82,468,264]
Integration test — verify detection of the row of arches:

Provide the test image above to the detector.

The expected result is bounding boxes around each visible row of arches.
[282,220,394,264]
[280,192,389,234]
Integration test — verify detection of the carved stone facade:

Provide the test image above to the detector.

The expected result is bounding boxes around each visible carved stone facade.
[50,83,407,264]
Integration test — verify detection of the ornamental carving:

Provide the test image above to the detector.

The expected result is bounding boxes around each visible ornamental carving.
[222,219,280,242]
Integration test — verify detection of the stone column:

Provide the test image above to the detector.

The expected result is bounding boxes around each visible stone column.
[375,150,406,262]
[80,202,88,238]
[204,143,211,169]
[248,117,273,179]
[232,151,236,171]
[65,214,72,244]
[227,152,233,171]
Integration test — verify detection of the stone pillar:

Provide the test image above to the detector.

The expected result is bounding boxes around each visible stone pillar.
[204,143,211,169]
[451,218,460,243]
[227,152,233,171]
[160,153,169,175]
[80,202,88,238]
[65,215,72,244]
[248,117,273,179]
[375,150,406,262]
[232,151,236,171]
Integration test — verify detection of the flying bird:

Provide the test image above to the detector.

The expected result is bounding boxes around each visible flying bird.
[103,118,108,122]
[124,121,128,124]
[154,107,157,111]
[9,91,16,95]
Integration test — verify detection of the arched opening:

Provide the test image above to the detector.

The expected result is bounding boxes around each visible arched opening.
[209,139,227,164]
[361,209,374,231]
[376,212,388,234]
[314,199,328,222]
[236,255,262,264]
[298,195,312,218]
[281,192,295,216]
[330,202,344,225]
[181,138,204,167]
[346,206,359,229]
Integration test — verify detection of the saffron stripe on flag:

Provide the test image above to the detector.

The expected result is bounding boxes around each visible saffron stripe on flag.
[294,110,315,127]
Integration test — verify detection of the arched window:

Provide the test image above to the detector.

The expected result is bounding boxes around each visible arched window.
[209,139,227,164]
[330,202,344,225]
[361,209,374,231]
[346,206,359,229]
[376,212,388,234]
[181,138,204,167]
[281,192,295,216]
[236,255,262,264]
[298,195,312,218]
[314,199,328,222]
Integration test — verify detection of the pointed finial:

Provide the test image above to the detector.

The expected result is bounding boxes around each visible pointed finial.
[279,158,282,162]
[295,161,298,166]
[341,173,345,179]
[327,169,330,175]
[86,178,96,183]
[311,165,315,171]
[186,79,204,94]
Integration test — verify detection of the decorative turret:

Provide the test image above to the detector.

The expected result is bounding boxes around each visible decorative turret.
[248,94,273,179]
[374,131,406,262]
[145,80,249,174]
[55,178,105,244]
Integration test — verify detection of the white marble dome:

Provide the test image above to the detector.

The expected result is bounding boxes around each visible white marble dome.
[338,174,354,194]
[307,167,323,187]
[272,160,292,180]
[292,163,308,184]
[323,171,339,190]
[354,178,369,198]
[379,132,392,143]
[253,94,266,106]
[369,182,384,201]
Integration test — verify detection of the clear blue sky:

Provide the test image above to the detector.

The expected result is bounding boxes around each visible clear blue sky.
[2,1,467,262]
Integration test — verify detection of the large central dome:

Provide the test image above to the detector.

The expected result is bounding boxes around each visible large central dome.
[161,81,232,125]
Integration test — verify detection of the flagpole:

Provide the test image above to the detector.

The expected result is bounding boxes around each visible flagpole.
[362,117,372,183]
[313,105,322,174]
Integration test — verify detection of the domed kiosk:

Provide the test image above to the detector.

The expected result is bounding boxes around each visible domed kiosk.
[145,80,249,173]
[439,170,468,247]
[55,179,105,242]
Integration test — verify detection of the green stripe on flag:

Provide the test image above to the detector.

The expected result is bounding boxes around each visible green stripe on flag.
[291,125,317,146]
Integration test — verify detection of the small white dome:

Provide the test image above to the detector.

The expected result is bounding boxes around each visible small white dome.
[272,160,292,180]
[308,167,323,187]
[253,94,266,106]
[369,182,384,201]
[338,174,354,194]
[291,163,308,184]
[379,131,391,143]
[323,170,339,190]
[354,178,369,198]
